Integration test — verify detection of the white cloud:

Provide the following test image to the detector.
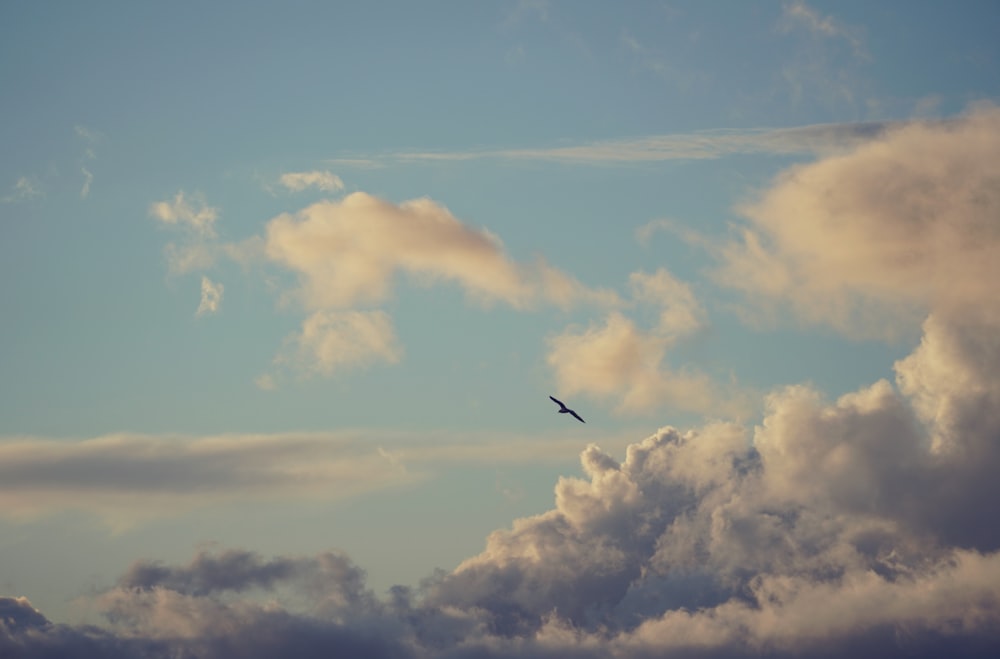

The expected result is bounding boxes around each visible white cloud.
[196,277,224,316]
[278,170,345,193]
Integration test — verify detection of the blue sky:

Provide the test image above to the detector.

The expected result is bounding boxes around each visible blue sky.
[3,2,1000,657]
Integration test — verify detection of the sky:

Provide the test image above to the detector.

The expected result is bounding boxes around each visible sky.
[2,1,1000,657]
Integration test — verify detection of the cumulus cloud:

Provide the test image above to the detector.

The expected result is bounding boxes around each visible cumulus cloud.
[278,170,345,193]
[716,104,1000,338]
[547,269,749,417]
[278,310,403,376]
[262,192,617,310]
[196,276,224,316]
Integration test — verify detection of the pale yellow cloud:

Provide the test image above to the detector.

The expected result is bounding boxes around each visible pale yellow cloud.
[149,191,219,237]
[281,309,402,377]
[716,105,1000,338]
[196,276,224,316]
[547,311,745,417]
[263,192,617,311]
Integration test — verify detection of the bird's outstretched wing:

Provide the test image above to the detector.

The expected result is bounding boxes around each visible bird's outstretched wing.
[549,395,566,409]
[569,410,586,424]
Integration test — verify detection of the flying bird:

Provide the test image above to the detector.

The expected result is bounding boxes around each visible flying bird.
[549,395,585,423]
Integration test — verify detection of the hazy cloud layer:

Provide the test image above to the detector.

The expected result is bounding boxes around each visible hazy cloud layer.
[0,430,627,525]
[716,104,1000,338]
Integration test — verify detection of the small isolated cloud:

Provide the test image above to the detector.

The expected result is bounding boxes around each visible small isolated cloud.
[715,104,1000,339]
[280,310,403,377]
[75,124,100,197]
[150,191,220,275]
[2,176,41,203]
[196,276,224,316]
[780,0,866,58]
[254,373,276,391]
[262,192,618,311]
[149,191,219,238]
[80,167,93,198]
[278,170,344,193]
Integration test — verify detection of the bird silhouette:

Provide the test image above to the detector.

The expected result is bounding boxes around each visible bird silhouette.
[549,395,585,423]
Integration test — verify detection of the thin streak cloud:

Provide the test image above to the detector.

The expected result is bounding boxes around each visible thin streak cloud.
[360,122,891,166]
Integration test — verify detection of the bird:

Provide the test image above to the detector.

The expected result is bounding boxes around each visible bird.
[549,395,585,423]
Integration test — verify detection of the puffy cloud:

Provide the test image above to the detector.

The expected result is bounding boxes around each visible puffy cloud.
[196,276,224,316]
[263,192,618,311]
[716,104,1000,338]
[278,170,345,193]
[547,270,749,417]
[278,310,403,376]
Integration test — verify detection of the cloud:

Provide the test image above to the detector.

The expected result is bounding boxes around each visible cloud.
[0,433,414,525]
[715,104,1000,339]
[2,176,41,203]
[150,191,221,275]
[6,322,1000,655]
[547,269,749,417]
[278,170,345,193]
[261,192,618,311]
[80,167,93,199]
[149,191,219,238]
[196,276,224,316]
[0,429,624,526]
[278,310,403,377]
[368,121,890,166]
[779,0,866,58]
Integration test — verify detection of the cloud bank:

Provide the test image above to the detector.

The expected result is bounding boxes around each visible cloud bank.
[53,107,999,656]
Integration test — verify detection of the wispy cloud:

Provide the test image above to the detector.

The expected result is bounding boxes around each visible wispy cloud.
[1,176,42,203]
[196,276,224,316]
[779,0,866,59]
[75,124,101,198]
[150,191,219,237]
[367,121,890,166]
[277,170,344,193]
[150,191,220,275]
